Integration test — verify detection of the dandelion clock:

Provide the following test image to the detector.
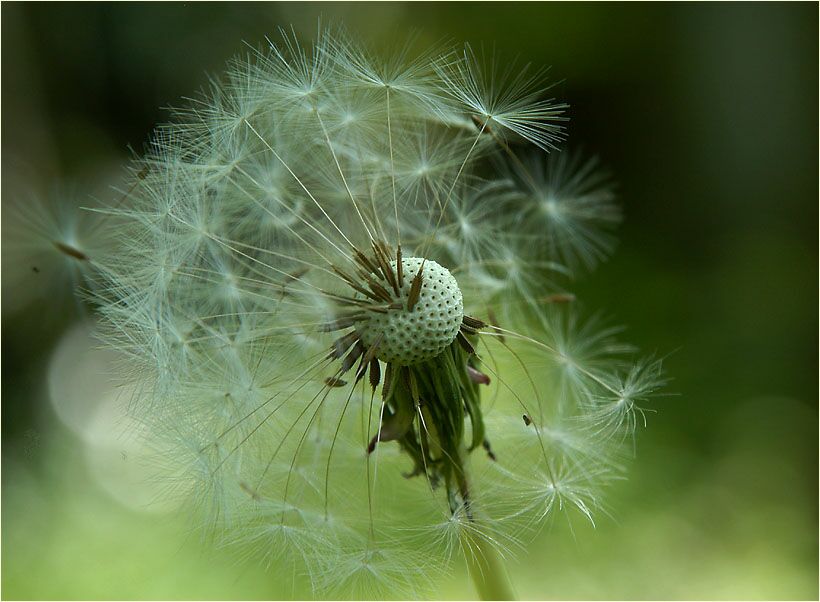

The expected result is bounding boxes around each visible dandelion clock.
[49,27,664,600]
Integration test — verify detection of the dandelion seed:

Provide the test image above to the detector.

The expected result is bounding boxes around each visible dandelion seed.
[501,150,622,272]
[435,44,569,152]
[2,188,115,316]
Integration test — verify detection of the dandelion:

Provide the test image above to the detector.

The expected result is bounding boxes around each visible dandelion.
[63,26,663,599]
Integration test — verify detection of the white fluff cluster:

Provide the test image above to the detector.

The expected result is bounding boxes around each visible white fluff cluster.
[86,27,663,598]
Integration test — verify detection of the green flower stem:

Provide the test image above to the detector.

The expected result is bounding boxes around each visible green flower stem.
[463,527,516,601]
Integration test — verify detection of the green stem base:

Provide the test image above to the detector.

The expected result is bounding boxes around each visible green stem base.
[463,529,516,600]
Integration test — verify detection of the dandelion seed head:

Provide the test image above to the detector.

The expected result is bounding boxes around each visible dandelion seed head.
[356,257,463,365]
[49,25,668,595]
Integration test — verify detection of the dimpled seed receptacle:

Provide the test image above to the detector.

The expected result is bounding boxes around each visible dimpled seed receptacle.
[357,257,464,366]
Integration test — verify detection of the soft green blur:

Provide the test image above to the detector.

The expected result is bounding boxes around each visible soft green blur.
[2,3,817,600]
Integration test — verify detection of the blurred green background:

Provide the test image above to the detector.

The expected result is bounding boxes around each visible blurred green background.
[2,3,817,599]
